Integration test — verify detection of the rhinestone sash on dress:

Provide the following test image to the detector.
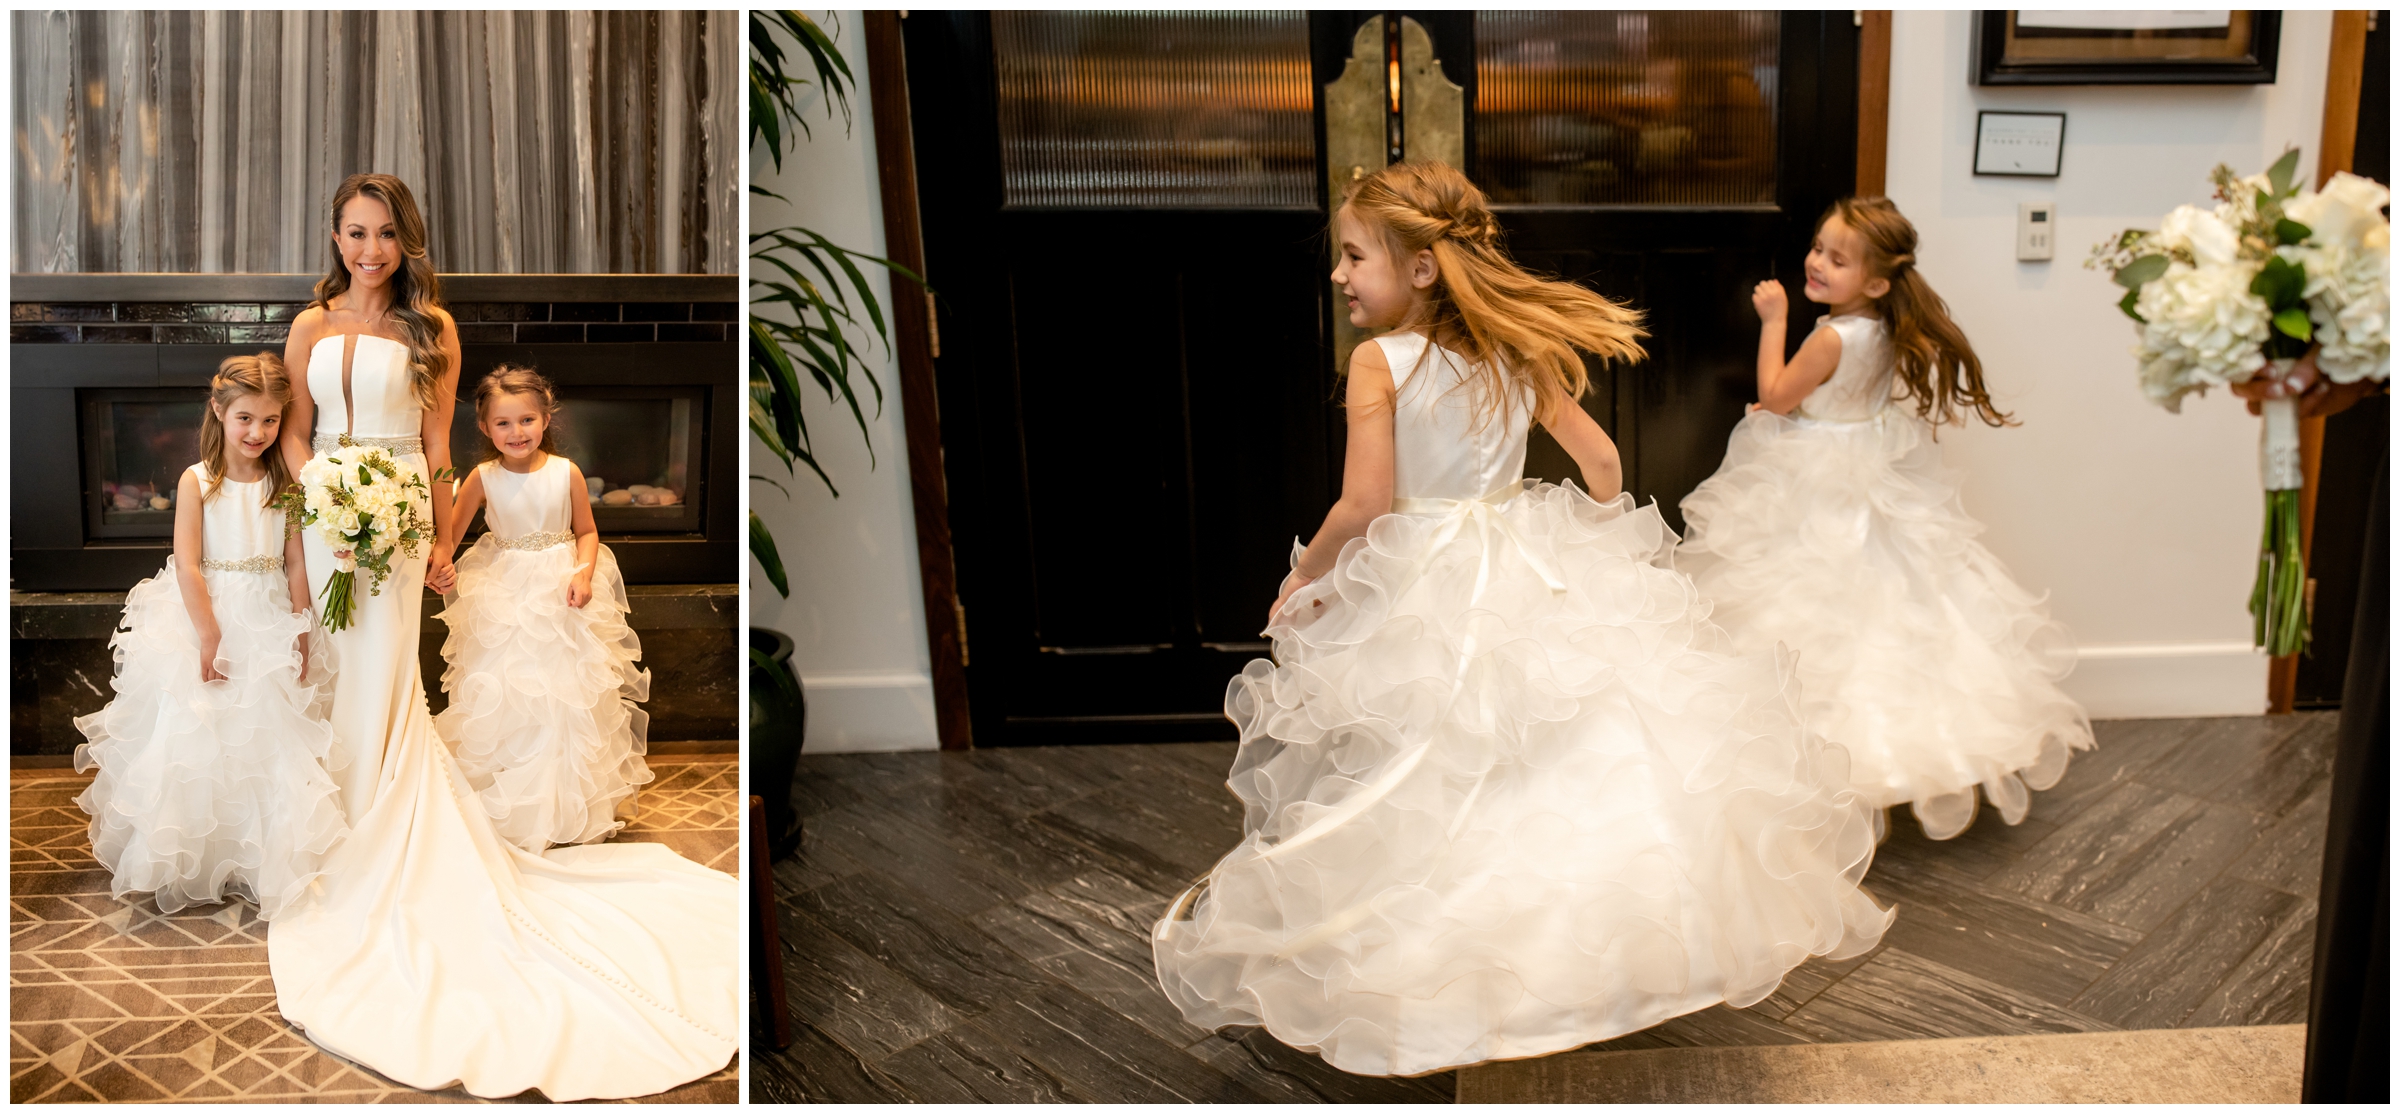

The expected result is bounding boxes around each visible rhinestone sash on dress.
[313,433,424,456]
[492,530,574,552]
[202,555,284,573]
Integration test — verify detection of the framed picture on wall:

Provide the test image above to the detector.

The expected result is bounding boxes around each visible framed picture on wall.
[1972,10,2282,85]
[1973,111,2066,177]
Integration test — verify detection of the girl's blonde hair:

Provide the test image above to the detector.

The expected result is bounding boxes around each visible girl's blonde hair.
[1825,197,2013,428]
[200,353,296,507]
[1341,161,1646,424]
[470,364,563,464]
[312,173,449,411]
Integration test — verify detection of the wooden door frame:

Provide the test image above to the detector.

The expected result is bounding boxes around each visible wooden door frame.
[2269,9,2372,713]
[863,10,972,750]
[1857,11,1893,196]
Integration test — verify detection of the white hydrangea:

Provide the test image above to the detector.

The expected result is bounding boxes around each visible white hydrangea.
[2283,173,2391,385]
[2132,259,2271,411]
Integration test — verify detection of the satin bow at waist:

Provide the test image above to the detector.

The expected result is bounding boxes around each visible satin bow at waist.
[1391,480,1567,597]
[1790,404,1893,430]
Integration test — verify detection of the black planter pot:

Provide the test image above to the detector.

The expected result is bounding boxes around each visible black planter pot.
[749,627,806,862]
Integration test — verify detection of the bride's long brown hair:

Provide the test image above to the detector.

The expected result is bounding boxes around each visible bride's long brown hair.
[1340,161,1646,426]
[1828,197,2014,428]
[312,173,449,411]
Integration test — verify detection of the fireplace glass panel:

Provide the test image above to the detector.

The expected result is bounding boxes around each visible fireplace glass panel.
[1475,10,1780,206]
[446,387,703,536]
[83,392,206,538]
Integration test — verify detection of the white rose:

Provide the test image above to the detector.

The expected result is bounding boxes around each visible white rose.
[2286,171,2393,249]
[337,509,363,536]
[2157,204,2241,268]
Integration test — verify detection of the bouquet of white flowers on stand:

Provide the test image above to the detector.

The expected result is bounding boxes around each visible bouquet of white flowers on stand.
[2090,148,2391,656]
[280,444,434,632]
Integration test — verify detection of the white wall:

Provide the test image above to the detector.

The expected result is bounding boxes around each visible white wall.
[1886,10,2332,717]
[758,10,939,753]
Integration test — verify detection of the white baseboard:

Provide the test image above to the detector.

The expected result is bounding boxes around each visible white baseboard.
[798,672,940,754]
[2065,641,2269,719]
[790,643,2268,754]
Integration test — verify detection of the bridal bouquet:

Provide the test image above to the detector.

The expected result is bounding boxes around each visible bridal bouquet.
[2089,149,2391,655]
[280,445,433,632]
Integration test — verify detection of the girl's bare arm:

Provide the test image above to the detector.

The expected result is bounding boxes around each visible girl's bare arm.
[1751,281,1843,415]
[172,471,224,682]
[1273,342,1398,621]
[1538,387,1623,501]
[565,462,602,608]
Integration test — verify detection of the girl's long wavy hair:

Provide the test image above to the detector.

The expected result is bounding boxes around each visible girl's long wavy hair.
[1340,161,1646,426]
[1828,197,2014,428]
[200,353,297,507]
[313,173,448,410]
[470,365,564,465]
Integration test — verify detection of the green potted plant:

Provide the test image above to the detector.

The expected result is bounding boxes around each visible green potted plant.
[749,10,923,860]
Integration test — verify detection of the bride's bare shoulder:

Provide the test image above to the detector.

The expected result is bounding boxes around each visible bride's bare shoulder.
[289,305,331,343]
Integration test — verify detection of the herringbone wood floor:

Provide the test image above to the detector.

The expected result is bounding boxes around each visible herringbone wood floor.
[764,714,2335,1102]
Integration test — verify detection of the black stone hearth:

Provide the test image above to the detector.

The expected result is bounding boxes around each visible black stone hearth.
[10,585,736,757]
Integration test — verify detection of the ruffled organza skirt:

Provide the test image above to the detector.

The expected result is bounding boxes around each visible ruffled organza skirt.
[1153,483,1893,1078]
[435,538,651,853]
[1679,409,2096,840]
[72,566,347,920]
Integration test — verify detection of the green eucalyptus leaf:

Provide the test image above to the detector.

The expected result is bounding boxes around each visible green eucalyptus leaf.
[2266,147,2300,195]
[2275,218,2312,246]
[2273,307,2314,341]
[2114,254,2170,289]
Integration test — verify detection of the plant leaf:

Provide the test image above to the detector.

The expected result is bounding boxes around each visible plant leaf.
[2266,147,2300,195]
[2114,254,2170,289]
[750,509,793,597]
[2273,306,2314,341]
[2118,288,2146,322]
[2275,218,2312,246]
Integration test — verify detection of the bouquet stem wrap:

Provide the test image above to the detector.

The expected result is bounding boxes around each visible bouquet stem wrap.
[2252,392,2308,656]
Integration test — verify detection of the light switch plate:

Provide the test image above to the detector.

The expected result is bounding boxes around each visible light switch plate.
[2017,202,2056,262]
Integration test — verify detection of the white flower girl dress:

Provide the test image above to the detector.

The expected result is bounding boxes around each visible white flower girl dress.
[1153,332,1893,1077]
[1679,314,2095,839]
[74,465,348,919]
[436,454,652,852]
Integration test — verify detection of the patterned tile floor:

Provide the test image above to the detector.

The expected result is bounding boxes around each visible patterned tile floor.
[10,753,740,1103]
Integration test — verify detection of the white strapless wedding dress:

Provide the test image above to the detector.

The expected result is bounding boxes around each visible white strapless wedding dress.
[266,333,738,1100]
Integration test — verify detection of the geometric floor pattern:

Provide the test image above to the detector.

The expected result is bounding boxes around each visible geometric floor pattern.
[10,753,740,1103]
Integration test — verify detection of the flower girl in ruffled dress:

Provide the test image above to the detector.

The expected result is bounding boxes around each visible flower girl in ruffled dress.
[74,354,348,919]
[1152,162,1892,1078]
[427,366,652,852]
[1678,197,2095,840]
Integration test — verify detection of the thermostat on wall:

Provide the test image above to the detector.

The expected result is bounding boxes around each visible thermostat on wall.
[1975,111,2065,177]
[2018,202,2057,261]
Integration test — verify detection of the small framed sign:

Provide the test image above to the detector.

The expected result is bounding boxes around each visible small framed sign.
[1974,110,2066,177]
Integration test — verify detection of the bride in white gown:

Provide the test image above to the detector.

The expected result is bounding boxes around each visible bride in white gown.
[268,173,738,1101]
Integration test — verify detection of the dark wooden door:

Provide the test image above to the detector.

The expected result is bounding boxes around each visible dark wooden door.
[904,12,1858,746]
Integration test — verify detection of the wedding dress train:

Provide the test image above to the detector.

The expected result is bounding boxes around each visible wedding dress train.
[266,333,737,1100]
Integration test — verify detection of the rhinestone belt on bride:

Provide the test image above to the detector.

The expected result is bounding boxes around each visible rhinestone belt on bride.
[313,432,424,455]
[202,555,284,573]
[492,530,574,552]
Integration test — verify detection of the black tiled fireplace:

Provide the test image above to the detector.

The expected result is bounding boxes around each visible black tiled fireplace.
[10,273,740,753]
[12,274,739,590]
